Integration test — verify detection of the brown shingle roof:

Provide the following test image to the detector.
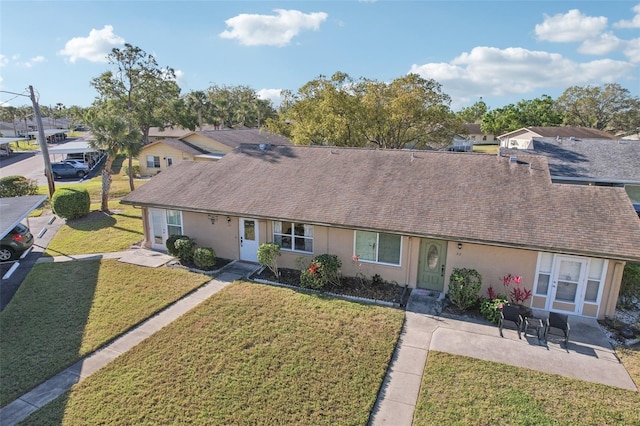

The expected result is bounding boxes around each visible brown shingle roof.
[122,146,640,261]
[195,128,292,149]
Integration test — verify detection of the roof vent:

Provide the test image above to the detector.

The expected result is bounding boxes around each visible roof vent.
[509,156,517,163]
[259,143,268,151]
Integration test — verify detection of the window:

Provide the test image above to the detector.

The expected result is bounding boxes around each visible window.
[165,210,182,236]
[535,253,553,296]
[585,258,606,303]
[273,221,313,253]
[147,155,160,168]
[354,231,401,265]
[166,157,173,167]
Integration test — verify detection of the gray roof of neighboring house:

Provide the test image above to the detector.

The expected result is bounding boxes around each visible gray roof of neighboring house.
[500,126,616,140]
[142,139,208,156]
[464,123,482,134]
[122,146,640,262]
[148,127,194,138]
[195,128,292,149]
[502,138,640,184]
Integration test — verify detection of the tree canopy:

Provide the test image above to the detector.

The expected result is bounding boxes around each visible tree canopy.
[266,72,464,149]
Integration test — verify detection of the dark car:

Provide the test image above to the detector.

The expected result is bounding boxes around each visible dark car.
[50,162,87,179]
[634,203,640,218]
[0,223,34,261]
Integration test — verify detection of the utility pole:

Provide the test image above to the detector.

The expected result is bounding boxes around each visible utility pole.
[29,85,55,198]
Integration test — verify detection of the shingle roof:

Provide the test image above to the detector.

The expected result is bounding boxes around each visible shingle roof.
[148,127,194,138]
[503,138,640,184]
[195,128,292,149]
[122,146,640,262]
[500,126,616,140]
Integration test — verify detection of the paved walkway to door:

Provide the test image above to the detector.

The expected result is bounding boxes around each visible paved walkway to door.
[369,289,637,426]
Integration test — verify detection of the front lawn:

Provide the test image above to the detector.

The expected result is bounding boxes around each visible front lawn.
[0,259,211,406]
[21,283,405,425]
[44,201,144,256]
[414,350,640,425]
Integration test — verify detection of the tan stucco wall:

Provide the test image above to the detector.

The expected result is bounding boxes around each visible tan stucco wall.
[441,242,539,306]
[138,210,622,319]
[139,144,194,176]
[182,134,232,155]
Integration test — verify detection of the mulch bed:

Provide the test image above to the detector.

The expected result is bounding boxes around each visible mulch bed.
[251,267,409,305]
[174,257,234,273]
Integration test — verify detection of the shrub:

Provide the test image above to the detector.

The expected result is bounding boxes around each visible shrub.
[447,268,482,310]
[619,263,640,310]
[480,296,509,324]
[173,236,196,262]
[51,188,90,219]
[257,243,281,277]
[0,175,38,198]
[193,247,216,270]
[166,235,188,256]
[123,164,140,178]
[299,254,342,290]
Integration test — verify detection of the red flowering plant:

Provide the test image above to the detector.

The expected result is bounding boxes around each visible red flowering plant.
[501,274,532,305]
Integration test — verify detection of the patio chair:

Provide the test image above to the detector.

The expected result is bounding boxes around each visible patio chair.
[544,312,570,347]
[499,305,523,339]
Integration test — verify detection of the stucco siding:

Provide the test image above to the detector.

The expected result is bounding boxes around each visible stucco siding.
[182,134,231,154]
[139,145,193,176]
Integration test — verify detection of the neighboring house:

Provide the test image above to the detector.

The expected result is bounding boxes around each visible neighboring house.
[499,126,615,150]
[139,128,292,176]
[464,123,497,144]
[501,138,640,202]
[122,146,640,320]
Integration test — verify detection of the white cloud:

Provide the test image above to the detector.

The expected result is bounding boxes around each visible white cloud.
[409,46,635,104]
[614,3,640,28]
[624,37,640,63]
[58,25,125,63]
[14,55,47,68]
[219,9,328,47]
[0,54,8,67]
[535,9,607,42]
[578,32,623,55]
[257,88,283,105]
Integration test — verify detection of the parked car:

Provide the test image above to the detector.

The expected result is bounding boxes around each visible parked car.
[63,159,90,171]
[634,203,640,218]
[50,162,87,179]
[0,146,13,157]
[0,223,34,261]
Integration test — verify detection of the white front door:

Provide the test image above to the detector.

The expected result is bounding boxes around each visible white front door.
[149,208,167,250]
[239,218,259,262]
[548,255,587,314]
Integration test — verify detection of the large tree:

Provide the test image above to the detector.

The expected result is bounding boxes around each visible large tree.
[202,85,277,129]
[480,95,562,136]
[267,72,462,149]
[90,43,194,145]
[456,98,488,123]
[555,83,640,135]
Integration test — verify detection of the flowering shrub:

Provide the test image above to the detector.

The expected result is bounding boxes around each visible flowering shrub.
[501,274,532,305]
[299,254,342,290]
[480,295,508,324]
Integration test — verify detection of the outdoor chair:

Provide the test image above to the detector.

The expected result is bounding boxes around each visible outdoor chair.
[544,312,570,347]
[499,305,523,339]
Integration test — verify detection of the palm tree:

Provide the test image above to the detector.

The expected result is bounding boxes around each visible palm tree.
[87,114,140,212]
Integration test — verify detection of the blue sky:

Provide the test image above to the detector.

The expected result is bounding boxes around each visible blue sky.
[1,1,639,112]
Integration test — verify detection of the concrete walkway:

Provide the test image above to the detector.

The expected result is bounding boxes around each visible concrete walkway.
[369,289,637,426]
[0,261,261,426]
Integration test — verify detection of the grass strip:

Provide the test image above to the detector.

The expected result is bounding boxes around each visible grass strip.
[0,260,210,406]
[414,351,640,425]
[21,283,404,425]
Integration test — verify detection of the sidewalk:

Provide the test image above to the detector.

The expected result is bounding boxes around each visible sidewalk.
[368,290,637,426]
[0,261,260,426]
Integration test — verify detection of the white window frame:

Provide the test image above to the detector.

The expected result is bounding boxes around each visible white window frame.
[147,155,160,168]
[353,231,402,266]
[165,210,183,236]
[273,221,313,253]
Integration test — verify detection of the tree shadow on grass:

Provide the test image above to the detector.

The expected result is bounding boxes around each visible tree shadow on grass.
[65,211,117,231]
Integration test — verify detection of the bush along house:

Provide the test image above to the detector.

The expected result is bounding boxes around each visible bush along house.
[121,145,640,320]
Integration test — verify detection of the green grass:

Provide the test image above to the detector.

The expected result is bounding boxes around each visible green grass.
[414,351,640,425]
[625,185,640,203]
[20,283,405,425]
[0,259,211,406]
[44,201,143,256]
[8,140,40,151]
[472,144,499,154]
